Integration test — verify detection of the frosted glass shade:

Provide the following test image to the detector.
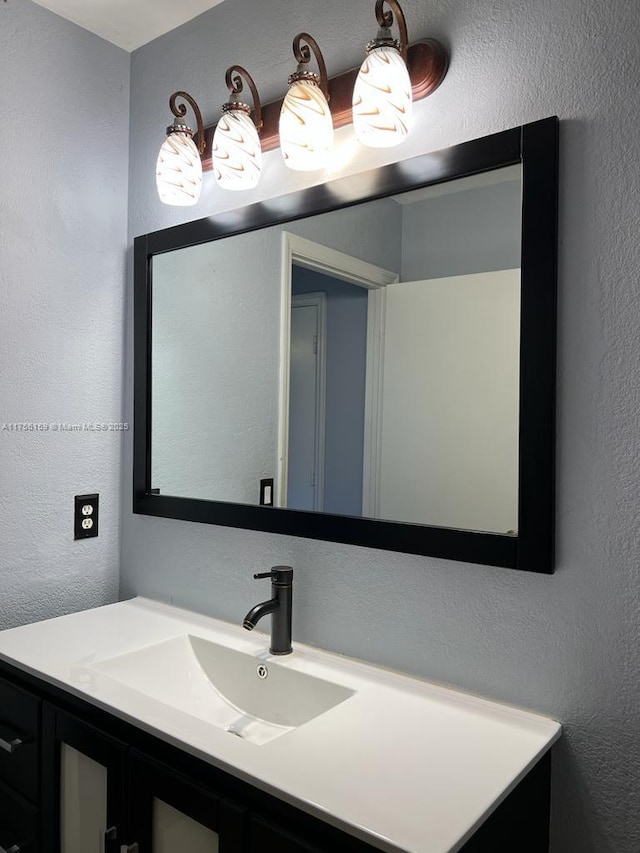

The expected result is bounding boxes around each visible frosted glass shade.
[156,132,202,206]
[212,110,262,191]
[352,45,413,148]
[279,80,334,171]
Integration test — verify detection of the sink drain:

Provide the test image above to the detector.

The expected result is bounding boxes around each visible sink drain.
[257,664,268,680]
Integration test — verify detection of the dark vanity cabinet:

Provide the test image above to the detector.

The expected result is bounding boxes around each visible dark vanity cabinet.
[0,663,552,853]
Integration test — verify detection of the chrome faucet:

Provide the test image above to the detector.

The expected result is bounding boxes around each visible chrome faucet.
[243,566,293,655]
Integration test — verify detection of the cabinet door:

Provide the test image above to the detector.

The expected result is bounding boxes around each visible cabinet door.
[0,779,40,853]
[126,752,246,853]
[42,706,127,853]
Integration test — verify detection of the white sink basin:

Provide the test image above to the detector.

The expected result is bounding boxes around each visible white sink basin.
[90,634,354,745]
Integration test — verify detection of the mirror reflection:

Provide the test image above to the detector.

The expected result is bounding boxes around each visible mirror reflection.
[152,164,522,535]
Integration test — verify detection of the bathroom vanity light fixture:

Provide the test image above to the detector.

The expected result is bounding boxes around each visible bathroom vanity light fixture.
[353,0,413,147]
[156,91,206,206]
[154,8,449,198]
[212,66,263,190]
[279,33,334,171]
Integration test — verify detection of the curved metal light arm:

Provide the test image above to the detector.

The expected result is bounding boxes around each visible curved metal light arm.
[169,90,206,155]
[225,65,263,131]
[292,32,330,101]
[375,0,409,60]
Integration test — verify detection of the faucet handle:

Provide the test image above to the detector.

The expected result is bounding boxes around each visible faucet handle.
[253,566,293,584]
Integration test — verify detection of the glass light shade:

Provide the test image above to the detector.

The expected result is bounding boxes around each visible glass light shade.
[352,45,413,148]
[155,131,202,206]
[212,109,262,190]
[279,79,334,171]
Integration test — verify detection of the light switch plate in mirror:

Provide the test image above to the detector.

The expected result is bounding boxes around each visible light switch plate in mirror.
[134,117,558,573]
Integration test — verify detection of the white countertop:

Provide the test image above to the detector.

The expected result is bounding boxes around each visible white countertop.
[0,598,560,852]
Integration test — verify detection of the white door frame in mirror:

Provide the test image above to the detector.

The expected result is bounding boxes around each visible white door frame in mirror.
[278,232,398,511]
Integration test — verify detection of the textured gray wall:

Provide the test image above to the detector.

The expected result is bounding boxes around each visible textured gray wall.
[122,1,640,851]
[0,1,129,628]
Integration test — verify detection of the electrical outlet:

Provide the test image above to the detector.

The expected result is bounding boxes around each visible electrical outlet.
[75,494,99,540]
[260,478,274,506]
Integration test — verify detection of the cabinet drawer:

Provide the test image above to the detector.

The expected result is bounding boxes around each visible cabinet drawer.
[0,780,40,853]
[0,678,41,804]
[249,815,374,853]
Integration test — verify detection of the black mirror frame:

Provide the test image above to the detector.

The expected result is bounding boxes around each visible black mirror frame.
[133,116,558,573]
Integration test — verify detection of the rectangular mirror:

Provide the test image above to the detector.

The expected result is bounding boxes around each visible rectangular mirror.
[134,117,558,572]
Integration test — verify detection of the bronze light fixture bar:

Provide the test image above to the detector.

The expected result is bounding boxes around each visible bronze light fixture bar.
[199,37,449,171]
